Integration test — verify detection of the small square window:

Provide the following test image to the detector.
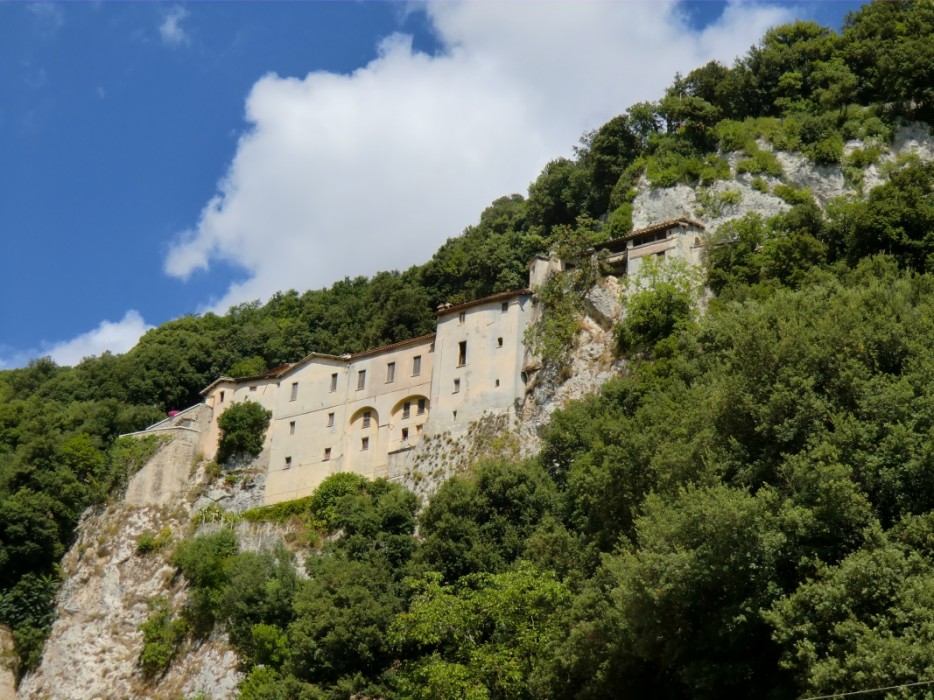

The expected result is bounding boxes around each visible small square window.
[412,355,422,376]
[386,362,395,382]
[402,402,411,420]
[497,337,503,348]
[357,370,366,390]
[249,385,257,392]
[501,301,508,312]
[327,412,335,427]
[289,421,296,435]
[323,447,331,461]
[363,411,371,428]
[284,456,292,469]
[416,424,424,435]
[453,378,461,393]
[290,382,298,401]
[330,373,338,392]
[417,398,426,415]
[361,437,369,451]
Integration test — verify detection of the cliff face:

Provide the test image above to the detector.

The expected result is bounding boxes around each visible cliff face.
[16,465,243,700]
[631,123,934,229]
[15,124,934,698]
[15,430,281,700]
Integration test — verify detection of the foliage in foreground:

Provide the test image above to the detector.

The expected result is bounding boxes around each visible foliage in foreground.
[153,253,934,698]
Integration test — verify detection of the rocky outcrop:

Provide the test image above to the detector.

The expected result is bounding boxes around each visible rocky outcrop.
[520,281,625,458]
[16,496,243,700]
[0,627,15,700]
[16,453,282,700]
[632,123,934,231]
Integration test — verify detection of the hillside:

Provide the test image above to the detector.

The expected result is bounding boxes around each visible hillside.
[4,1,934,697]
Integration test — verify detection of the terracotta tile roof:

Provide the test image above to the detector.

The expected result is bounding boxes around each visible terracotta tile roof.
[348,333,437,360]
[435,289,533,317]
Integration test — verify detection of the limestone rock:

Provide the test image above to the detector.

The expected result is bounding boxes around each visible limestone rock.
[585,277,622,330]
[0,627,16,700]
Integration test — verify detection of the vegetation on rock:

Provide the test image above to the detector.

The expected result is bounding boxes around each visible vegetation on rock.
[3,3,934,695]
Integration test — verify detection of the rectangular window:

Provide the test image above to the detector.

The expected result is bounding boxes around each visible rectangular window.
[363,411,371,428]
[361,437,369,451]
[497,337,503,348]
[416,424,424,435]
[284,456,292,469]
[501,301,509,313]
[330,373,338,392]
[402,402,411,420]
[412,355,421,376]
[357,370,366,390]
[453,378,461,393]
[402,427,409,442]
[386,362,395,382]
[458,341,467,367]
[323,447,331,461]
[417,398,426,415]
[249,385,257,392]
[219,391,225,402]
[459,311,465,324]
[289,421,296,435]
[290,382,298,401]
[327,412,335,427]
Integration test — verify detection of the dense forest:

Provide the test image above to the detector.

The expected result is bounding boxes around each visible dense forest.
[3,0,934,696]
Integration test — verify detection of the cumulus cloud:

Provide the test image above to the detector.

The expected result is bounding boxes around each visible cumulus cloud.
[42,310,153,367]
[165,1,792,313]
[159,6,190,47]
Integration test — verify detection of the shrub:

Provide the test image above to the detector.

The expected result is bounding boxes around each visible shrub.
[605,203,633,238]
[697,188,742,218]
[216,401,272,464]
[736,142,783,177]
[139,599,187,677]
[773,184,813,206]
[136,527,173,555]
[803,133,844,165]
[617,259,699,355]
[173,529,240,635]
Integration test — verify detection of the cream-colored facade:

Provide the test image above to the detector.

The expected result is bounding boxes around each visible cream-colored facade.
[198,291,533,505]
[162,218,706,506]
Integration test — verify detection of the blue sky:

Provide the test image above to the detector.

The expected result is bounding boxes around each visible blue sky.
[0,1,864,368]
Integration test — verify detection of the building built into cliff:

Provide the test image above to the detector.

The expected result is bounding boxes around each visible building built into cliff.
[198,288,535,504]
[130,218,704,506]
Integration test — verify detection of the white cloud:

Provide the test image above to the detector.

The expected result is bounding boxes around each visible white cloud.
[159,6,190,47]
[27,2,65,36]
[165,1,793,313]
[42,310,153,367]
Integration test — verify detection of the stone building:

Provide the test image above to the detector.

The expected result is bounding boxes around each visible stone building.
[197,289,533,505]
[134,218,705,507]
[596,217,705,278]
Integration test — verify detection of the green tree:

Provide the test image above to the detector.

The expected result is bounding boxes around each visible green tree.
[216,401,272,464]
[389,564,570,700]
